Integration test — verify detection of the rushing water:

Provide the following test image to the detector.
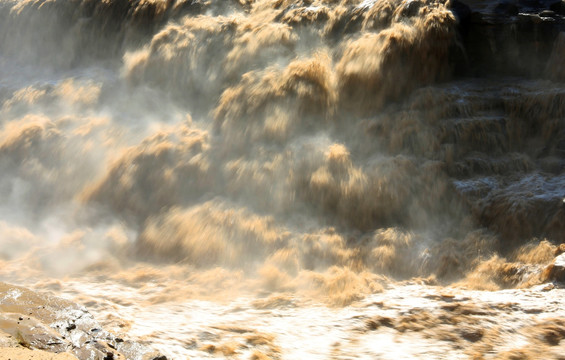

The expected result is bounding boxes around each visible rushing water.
[1,0,565,359]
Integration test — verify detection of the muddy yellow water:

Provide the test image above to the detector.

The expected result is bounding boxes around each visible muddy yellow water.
[1,0,565,359]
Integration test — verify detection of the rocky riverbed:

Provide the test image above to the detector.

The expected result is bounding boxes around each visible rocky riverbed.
[0,283,165,360]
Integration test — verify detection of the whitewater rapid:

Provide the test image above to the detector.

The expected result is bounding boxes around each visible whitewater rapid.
[1,0,565,359]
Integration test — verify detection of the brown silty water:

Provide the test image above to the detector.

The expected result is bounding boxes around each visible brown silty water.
[1,0,565,359]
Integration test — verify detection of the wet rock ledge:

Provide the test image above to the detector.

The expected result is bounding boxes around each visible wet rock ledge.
[0,282,166,360]
[450,0,565,78]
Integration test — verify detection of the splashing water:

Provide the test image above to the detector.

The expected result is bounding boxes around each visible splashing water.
[1,0,565,359]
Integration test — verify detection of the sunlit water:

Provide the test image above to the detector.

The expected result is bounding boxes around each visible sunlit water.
[43,279,565,359]
[1,0,565,359]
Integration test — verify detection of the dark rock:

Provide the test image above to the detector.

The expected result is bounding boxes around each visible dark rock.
[453,0,564,77]
[495,1,519,16]
[539,13,557,21]
[550,0,565,14]
[152,357,168,360]
[470,11,484,22]
[448,0,472,23]
[66,323,76,331]
[540,9,556,16]
[519,0,542,9]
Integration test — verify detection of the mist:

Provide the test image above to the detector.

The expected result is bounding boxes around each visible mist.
[1,0,565,359]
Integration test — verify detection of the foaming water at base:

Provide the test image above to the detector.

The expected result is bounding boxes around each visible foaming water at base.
[28,278,565,360]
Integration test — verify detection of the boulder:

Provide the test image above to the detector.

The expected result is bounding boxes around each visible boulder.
[0,283,165,360]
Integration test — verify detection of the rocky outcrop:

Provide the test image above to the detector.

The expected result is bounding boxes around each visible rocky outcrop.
[449,0,565,77]
[0,283,166,360]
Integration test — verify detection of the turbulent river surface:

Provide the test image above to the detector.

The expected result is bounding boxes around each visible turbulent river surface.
[1,0,565,359]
